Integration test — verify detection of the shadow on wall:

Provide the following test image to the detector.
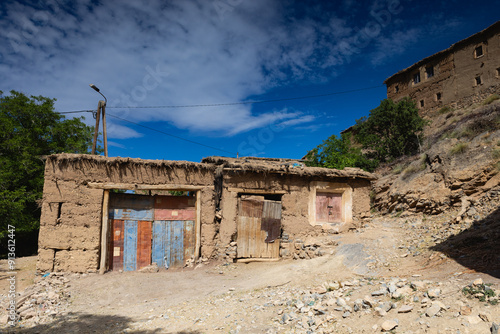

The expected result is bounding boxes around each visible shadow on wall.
[6,313,202,334]
[431,205,500,279]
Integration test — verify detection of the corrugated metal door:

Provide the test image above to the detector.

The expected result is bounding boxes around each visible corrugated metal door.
[237,197,281,259]
[152,196,196,269]
[316,192,342,223]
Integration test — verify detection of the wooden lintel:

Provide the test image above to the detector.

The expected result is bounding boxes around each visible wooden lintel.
[227,188,287,194]
[87,182,210,191]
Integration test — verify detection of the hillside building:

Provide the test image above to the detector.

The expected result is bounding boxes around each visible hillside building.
[384,21,500,113]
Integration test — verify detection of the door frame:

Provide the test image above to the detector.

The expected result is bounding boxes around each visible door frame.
[236,193,282,260]
[97,185,203,274]
[309,181,353,227]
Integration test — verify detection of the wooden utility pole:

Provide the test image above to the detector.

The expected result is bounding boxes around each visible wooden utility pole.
[102,101,108,157]
[91,101,102,155]
[90,84,108,157]
[91,100,108,157]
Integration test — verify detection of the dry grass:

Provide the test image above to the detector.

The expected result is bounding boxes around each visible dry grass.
[438,106,453,114]
[493,148,500,160]
[392,164,404,175]
[450,142,469,155]
[482,94,500,105]
[402,154,427,179]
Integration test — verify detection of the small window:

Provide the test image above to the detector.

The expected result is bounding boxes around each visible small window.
[420,100,425,108]
[436,92,442,101]
[496,67,500,77]
[426,66,434,79]
[475,45,483,58]
[395,85,399,93]
[475,76,482,86]
[413,72,421,84]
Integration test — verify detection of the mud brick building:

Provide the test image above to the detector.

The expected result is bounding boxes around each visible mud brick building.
[37,154,375,273]
[384,21,500,113]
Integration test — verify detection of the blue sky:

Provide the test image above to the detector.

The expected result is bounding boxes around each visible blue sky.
[1,0,498,162]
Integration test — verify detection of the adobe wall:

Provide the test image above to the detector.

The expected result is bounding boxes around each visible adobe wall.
[38,180,103,273]
[385,24,500,114]
[217,173,313,249]
[350,178,372,219]
[217,172,372,260]
[386,53,454,113]
[37,154,216,273]
[453,31,500,105]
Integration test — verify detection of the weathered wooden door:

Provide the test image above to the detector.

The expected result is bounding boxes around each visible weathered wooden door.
[108,194,195,271]
[237,197,281,259]
[152,196,196,269]
[109,194,154,271]
[152,220,195,269]
[316,192,342,223]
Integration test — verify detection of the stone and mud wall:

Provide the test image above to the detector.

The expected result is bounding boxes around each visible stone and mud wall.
[38,154,216,273]
[38,154,373,272]
[217,172,372,261]
[385,22,500,114]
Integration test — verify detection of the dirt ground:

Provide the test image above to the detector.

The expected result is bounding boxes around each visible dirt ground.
[1,212,500,333]
[0,256,37,295]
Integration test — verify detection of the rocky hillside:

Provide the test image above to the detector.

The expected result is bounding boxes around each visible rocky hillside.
[373,97,500,220]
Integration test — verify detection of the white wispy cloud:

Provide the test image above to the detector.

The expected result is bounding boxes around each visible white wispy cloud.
[0,0,423,139]
[277,115,316,128]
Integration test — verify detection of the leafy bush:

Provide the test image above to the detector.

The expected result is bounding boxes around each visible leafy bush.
[306,98,427,172]
[305,133,378,171]
[354,98,427,162]
[450,142,468,155]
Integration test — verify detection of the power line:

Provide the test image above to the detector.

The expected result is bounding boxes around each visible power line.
[55,109,235,155]
[106,85,384,109]
[106,113,237,156]
[54,84,384,156]
[57,110,94,114]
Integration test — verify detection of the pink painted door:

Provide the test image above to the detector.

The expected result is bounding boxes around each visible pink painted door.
[316,192,342,223]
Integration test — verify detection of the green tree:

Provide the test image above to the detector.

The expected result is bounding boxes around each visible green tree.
[354,98,426,161]
[305,133,377,171]
[0,90,95,238]
[306,98,426,172]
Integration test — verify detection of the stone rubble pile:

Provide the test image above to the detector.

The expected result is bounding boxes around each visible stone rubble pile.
[220,234,335,262]
[265,277,499,333]
[136,274,498,334]
[0,273,72,327]
[280,235,337,260]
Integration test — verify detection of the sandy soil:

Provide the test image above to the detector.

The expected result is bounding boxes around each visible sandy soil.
[0,256,37,295]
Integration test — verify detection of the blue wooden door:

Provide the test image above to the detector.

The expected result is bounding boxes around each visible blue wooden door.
[170,221,183,268]
[109,194,195,271]
[123,221,138,271]
[152,221,194,269]
[110,194,154,271]
[152,221,167,268]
